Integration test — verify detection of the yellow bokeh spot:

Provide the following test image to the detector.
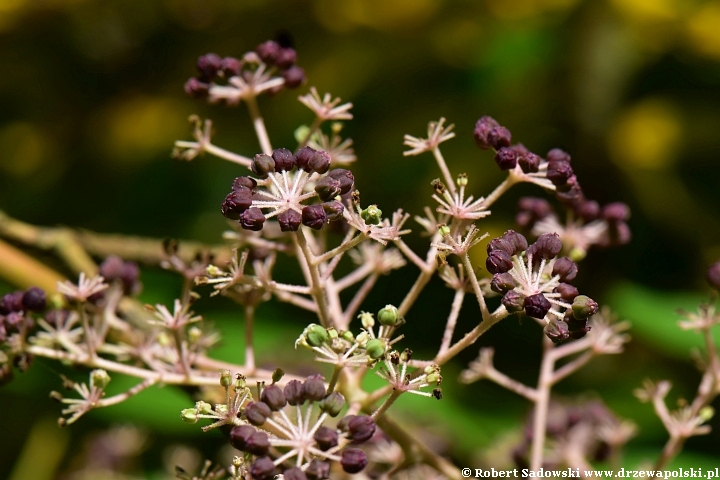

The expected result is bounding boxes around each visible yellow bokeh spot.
[0,122,49,176]
[609,0,680,23]
[607,100,681,170]
[686,2,720,59]
[95,96,188,164]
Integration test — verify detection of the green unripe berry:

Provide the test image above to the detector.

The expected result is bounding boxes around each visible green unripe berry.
[319,392,345,417]
[181,408,198,424]
[377,305,400,326]
[366,338,386,359]
[360,205,382,225]
[90,369,111,389]
[306,324,329,347]
[220,370,232,387]
[358,311,375,329]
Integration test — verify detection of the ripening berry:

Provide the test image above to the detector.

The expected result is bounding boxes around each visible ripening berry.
[220,56,241,77]
[524,293,551,319]
[196,53,223,80]
[571,295,598,320]
[547,148,571,163]
[602,202,630,222]
[341,448,368,474]
[283,65,306,88]
[244,401,272,425]
[544,318,570,344]
[488,126,512,149]
[260,384,287,411]
[278,209,302,232]
[302,375,326,402]
[183,78,209,99]
[491,273,516,293]
[528,233,562,260]
[546,160,574,187]
[486,249,513,274]
[272,147,296,172]
[302,204,327,230]
[494,147,518,171]
[327,168,355,194]
[308,150,331,174]
[305,459,330,479]
[473,116,500,149]
[249,456,277,480]
[221,189,253,220]
[576,200,600,221]
[319,392,345,417]
[707,260,720,291]
[314,426,339,451]
[552,257,578,281]
[245,431,270,455]
[321,201,344,221]
[256,40,281,64]
[295,146,316,171]
[284,379,305,406]
[251,154,275,178]
[516,197,553,229]
[275,47,297,69]
[282,467,308,480]
[232,176,257,191]
[315,176,342,201]
[518,152,541,173]
[554,283,579,302]
[347,415,376,443]
[229,424,256,450]
[22,287,46,312]
[240,208,266,231]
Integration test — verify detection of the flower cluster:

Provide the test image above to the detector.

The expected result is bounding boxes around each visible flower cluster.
[228,376,376,479]
[184,41,305,102]
[486,230,598,342]
[517,196,631,259]
[295,305,405,368]
[220,147,354,233]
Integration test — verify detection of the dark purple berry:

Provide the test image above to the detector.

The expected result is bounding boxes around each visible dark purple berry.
[488,126,512,149]
[518,152,541,173]
[552,257,578,282]
[196,53,222,80]
[486,249,513,274]
[528,233,562,260]
[229,424,256,450]
[249,456,276,480]
[576,200,600,221]
[473,116,500,149]
[232,176,257,191]
[283,66,306,89]
[487,237,513,256]
[602,202,630,222]
[327,168,354,194]
[272,148,296,172]
[278,209,302,232]
[302,205,327,230]
[501,290,525,312]
[502,230,528,255]
[275,47,297,69]
[302,374,326,402]
[244,401,271,425]
[251,154,275,178]
[261,384,287,411]
[517,197,553,229]
[491,273,516,293]
[120,262,140,294]
[22,287,46,313]
[314,426,339,451]
[0,291,24,314]
[295,146,316,171]
[240,208,266,231]
[245,431,270,455]
[99,255,125,281]
[524,293,551,319]
[315,176,342,201]
[494,147,518,171]
[347,415,376,443]
[256,40,281,64]
[547,160,574,187]
[284,379,304,405]
[305,459,330,479]
[184,78,209,99]
[319,392,345,417]
[707,261,720,291]
[308,151,331,174]
[544,318,570,344]
[547,148,571,163]
[554,283,579,302]
[321,201,344,221]
[220,56,241,77]
[341,448,368,474]
[221,190,253,220]
[283,467,308,480]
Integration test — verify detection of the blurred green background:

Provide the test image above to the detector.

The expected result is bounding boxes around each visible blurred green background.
[2,0,720,478]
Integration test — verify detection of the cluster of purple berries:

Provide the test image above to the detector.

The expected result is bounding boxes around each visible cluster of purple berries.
[0,286,46,343]
[184,40,305,100]
[221,147,354,233]
[486,230,598,343]
[230,375,374,479]
[98,255,141,296]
